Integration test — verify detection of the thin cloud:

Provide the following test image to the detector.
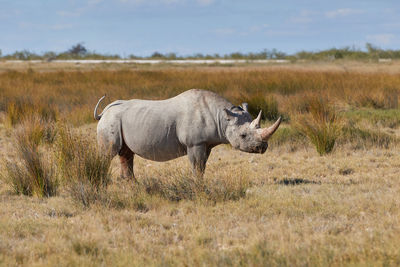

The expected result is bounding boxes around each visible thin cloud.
[367,34,395,45]
[118,0,186,5]
[18,22,74,31]
[57,0,102,17]
[57,10,84,17]
[289,10,316,24]
[213,24,269,37]
[118,0,214,6]
[50,24,74,30]
[196,0,214,6]
[325,8,364,18]
[213,27,236,36]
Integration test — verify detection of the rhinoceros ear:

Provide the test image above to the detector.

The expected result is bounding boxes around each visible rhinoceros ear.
[241,103,249,112]
[223,108,236,121]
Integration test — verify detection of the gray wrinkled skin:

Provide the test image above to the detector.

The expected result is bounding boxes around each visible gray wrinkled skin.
[94,89,280,178]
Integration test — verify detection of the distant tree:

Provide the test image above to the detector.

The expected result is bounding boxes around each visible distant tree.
[366,43,378,53]
[366,43,380,59]
[165,52,177,59]
[193,53,204,58]
[43,51,57,61]
[151,52,164,58]
[10,50,40,60]
[229,52,245,59]
[68,43,87,56]
[270,48,286,59]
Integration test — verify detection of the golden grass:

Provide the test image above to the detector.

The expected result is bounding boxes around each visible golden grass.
[0,64,399,127]
[0,63,400,265]
[1,133,400,265]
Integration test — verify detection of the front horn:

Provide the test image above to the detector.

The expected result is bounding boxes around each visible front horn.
[261,117,282,141]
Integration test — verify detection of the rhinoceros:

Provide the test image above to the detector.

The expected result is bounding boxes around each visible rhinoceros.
[94,89,281,178]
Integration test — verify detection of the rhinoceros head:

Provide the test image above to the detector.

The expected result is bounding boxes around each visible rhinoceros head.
[223,105,281,154]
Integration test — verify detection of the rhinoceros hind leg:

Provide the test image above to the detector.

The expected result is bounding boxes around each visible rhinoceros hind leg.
[119,142,135,180]
[187,144,211,178]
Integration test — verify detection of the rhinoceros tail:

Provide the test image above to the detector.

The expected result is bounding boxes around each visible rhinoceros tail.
[94,95,106,120]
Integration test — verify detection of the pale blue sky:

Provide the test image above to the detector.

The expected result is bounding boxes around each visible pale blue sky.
[1,0,399,56]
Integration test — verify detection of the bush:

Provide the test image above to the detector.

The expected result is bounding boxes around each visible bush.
[268,126,307,151]
[383,88,399,109]
[5,98,57,127]
[294,97,340,155]
[56,124,112,207]
[340,124,397,149]
[244,95,281,121]
[2,123,58,197]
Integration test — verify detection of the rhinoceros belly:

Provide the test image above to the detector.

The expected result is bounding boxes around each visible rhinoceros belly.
[121,105,187,162]
[126,134,187,162]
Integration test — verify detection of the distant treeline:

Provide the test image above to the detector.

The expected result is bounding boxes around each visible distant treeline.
[1,43,399,61]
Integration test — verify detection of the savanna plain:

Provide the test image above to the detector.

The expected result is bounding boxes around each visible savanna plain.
[0,61,400,266]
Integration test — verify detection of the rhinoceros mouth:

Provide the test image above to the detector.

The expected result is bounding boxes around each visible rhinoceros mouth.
[245,143,268,154]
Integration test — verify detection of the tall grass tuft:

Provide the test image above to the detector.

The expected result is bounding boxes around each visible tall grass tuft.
[56,124,112,207]
[294,97,340,155]
[18,115,57,146]
[2,121,58,197]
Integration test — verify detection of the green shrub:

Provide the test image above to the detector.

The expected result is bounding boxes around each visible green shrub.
[340,124,397,149]
[268,126,306,150]
[343,109,400,129]
[294,97,340,155]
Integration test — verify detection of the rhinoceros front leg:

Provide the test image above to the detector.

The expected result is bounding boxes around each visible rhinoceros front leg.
[118,144,135,180]
[187,144,211,177]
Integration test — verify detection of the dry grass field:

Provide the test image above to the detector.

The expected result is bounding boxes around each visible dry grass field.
[0,61,399,266]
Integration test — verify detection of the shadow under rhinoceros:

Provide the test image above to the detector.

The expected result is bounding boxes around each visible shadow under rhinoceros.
[276,178,320,186]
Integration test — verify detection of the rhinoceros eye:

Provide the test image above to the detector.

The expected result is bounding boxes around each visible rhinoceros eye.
[240,133,247,139]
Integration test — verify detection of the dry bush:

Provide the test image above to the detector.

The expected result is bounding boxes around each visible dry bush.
[383,87,399,109]
[16,115,57,146]
[5,97,58,127]
[55,124,112,207]
[2,121,58,197]
[353,87,399,110]
[293,97,341,155]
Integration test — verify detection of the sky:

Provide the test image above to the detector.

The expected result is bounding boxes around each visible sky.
[1,0,399,56]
